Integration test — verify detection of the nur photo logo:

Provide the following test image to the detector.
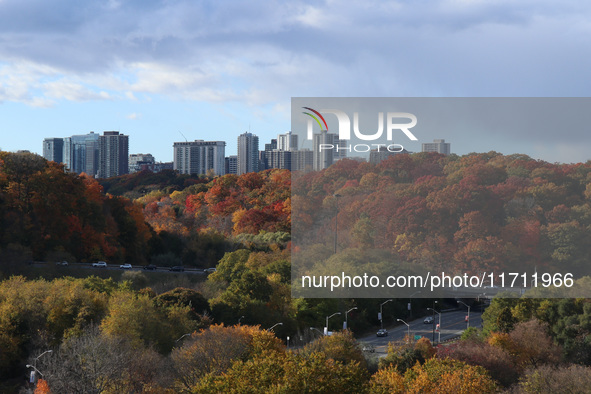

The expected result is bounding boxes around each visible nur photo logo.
[301,106,418,153]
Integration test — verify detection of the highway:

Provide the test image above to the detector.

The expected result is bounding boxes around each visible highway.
[359,309,483,355]
[35,261,209,275]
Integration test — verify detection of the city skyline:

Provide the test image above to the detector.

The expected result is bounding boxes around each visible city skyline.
[2,1,591,163]
[42,127,446,177]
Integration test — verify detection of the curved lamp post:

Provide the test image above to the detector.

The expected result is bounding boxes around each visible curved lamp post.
[27,350,52,384]
[326,312,341,334]
[397,318,410,341]
[344,307,358,330]
[380,299,393,329]
[175,333,192,343]
[310,327,324,336]
[268,322,283,331]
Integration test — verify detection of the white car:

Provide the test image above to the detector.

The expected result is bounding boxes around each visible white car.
[92,261,107,268]
[120,264,132,269]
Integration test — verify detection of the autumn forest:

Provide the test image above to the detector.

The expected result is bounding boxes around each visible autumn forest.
[1,150,591,392]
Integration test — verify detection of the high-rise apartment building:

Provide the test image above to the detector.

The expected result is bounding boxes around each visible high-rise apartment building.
[266,150,292,170]
[129,153,155,173]
[63,132,99,176]
[173,140,226,176]
[292,149,314,172]
[261,138,278,170]
[312,131,345,171]
[262,132,299,171]
[264,139,277,152]
[277,131,298,151]
[237,132,259,175]
[225,155,237,175]
[422,139,451,155]
[98,131,129,178]
[42,138,64,163]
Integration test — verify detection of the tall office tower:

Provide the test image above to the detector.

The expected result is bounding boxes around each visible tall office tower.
[261,138,278,170]
[421,139,451,155]
[265,139,277,152]
[313,130,344,171]
[63,132,100,176]
[237,132,259,175]
[129,153,156,173]
[173,140,226,176]
[225,155,238,174]
[277,131,298,151]
[42,138,64,163]
[333,137,347,161]
[98,131,129,178]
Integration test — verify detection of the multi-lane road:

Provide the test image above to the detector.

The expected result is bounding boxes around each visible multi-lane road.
[360,309,483,355]
[34,261,210,275]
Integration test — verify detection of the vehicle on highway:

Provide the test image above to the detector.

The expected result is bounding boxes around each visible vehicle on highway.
[92,261,107,268]
[361,343,375,353]
[376,328,388,337]
[424,316,434,324]
[120,263,132,269]
[205,268,217,273]
[169,266,184,272]
[143,264,157,270]
[55,261,69,266]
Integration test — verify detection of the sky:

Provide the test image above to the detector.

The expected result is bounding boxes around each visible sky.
[1,0,591,163]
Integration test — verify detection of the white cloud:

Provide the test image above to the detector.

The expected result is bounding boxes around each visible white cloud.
[0,0,590,110]
[42,80,111,101]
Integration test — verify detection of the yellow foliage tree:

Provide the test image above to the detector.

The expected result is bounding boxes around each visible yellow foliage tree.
[370,358,497,394]
[171,324,283,392]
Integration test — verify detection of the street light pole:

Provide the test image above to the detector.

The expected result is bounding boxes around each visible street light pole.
[27,350,52,385]
[334,194,341,254]
[380,299,393,330]
[457,300,471,329]
[427,307,442,344]
[397,318,410,342]
[429,300,437,342]
[310,327,324,336]
[326,312,341,335]
[344,307,358,330]
[175,333,192,343]
[268,322,283,331]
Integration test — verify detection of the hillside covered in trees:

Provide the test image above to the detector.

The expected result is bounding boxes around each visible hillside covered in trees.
[292,151,591,287]
[2,150,591,392]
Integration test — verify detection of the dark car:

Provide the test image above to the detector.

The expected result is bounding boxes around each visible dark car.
[143,264,157,270]
[376,329,388,337]
[169,266,184,272]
